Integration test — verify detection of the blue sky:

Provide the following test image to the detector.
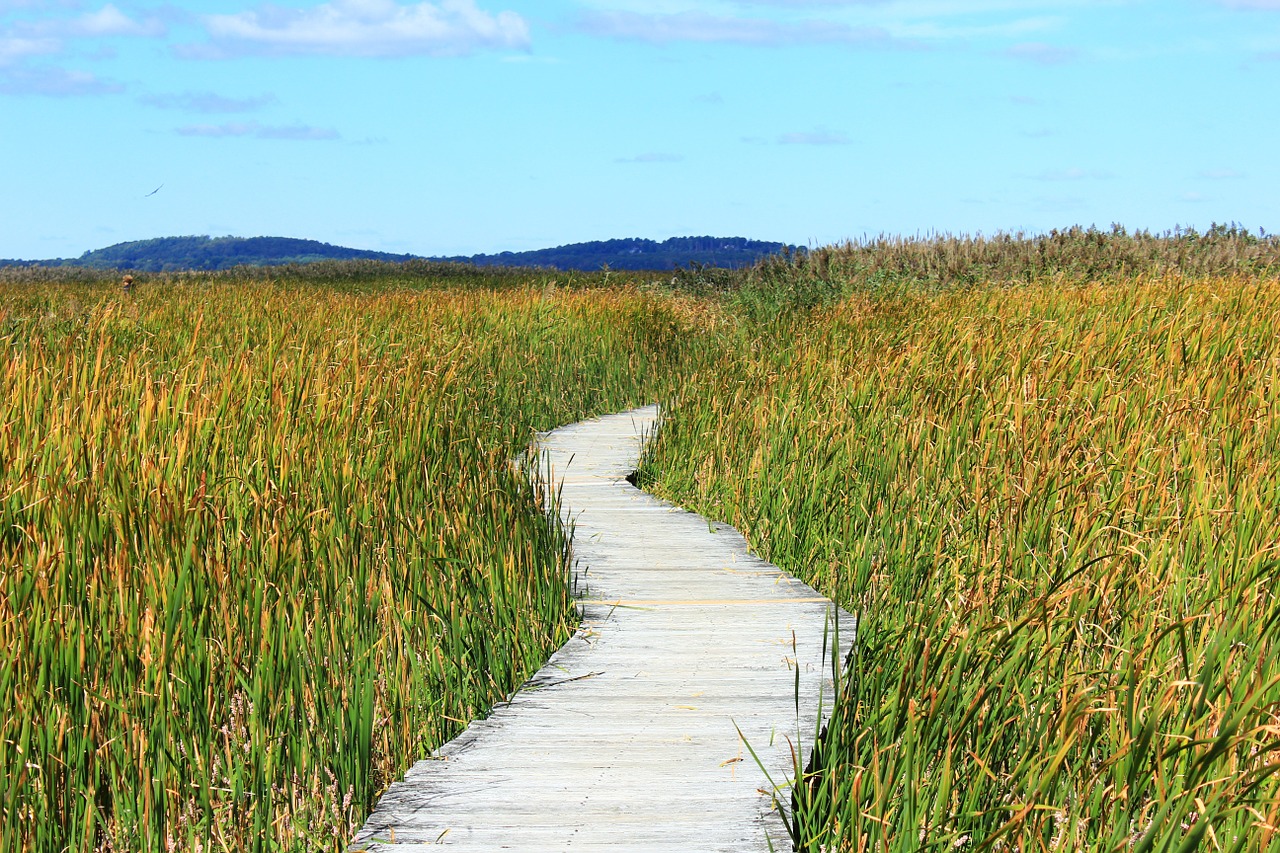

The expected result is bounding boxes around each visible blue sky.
[2,0,1277,259]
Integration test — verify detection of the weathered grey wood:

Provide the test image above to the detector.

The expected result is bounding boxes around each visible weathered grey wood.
[350,405,853,852]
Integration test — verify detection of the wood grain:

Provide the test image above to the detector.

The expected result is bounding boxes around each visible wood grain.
[350,405,853,852]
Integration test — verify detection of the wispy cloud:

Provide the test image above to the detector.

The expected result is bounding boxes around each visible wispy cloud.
[179,0,530,59]
[3,7,166,60]
[176,121,340,140]
[779,128,851,145]
[141,90,278,113]
[0,65,123,95]
[616,152,684,163]
[0,35,60,65]
[1,3,166,96]
[1216,0,1280,8]
[576,11,909,47]
[10,4,167,39]
[1004,41,1078,64]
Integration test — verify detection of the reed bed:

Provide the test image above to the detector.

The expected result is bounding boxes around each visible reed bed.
[10,247,1280,852]
[0,274,709,852]
[777,225,1280,289]
[672,225,1280,323]
[641,273,1280,850]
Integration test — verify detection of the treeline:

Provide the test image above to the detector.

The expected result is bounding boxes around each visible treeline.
[439,236,797,271]
[9,225,1276,286]
[1,235,796,274]
[1,236,418,273]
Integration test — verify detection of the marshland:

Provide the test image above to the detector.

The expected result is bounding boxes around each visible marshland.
[3,226,1280,851]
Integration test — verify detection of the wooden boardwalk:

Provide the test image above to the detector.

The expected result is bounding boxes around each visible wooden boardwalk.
[350,405,853,852]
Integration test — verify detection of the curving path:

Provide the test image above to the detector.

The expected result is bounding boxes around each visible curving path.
[350,405,853,852]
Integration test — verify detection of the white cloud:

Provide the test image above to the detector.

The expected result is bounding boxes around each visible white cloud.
[0,35,59,64]
[1,4,166,101]
[187,0,530,58]
[64,5,166,37]
[176,120,340,140]
[576,10,906,46]
[779,128,852,144]
[14,4,167,38]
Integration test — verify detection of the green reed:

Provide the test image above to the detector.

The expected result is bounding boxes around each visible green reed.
[642,273,1280,850]
[11,253,1278,852]
[0,273,711,852]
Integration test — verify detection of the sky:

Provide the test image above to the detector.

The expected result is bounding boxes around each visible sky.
[1,0,1278,260]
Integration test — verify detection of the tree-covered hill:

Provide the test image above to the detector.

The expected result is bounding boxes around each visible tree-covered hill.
[2,235,798,272]
[1,236,417,273]
[439,237,797,271]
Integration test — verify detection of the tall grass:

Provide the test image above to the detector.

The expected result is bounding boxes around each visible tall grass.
[0,274,710,851]
[0,259,534,289]
[671,225,1280,322]
[641,273,1280,849]
[12,244,1280,851]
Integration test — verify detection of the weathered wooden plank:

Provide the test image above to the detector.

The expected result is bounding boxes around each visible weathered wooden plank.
[350,405,853,852]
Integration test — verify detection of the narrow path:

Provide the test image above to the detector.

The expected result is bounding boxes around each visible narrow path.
[351,405,853,852]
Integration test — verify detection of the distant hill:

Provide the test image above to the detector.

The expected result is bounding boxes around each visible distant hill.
[2,235,796,273]
[438,237,797,271]
[1,236,417,273]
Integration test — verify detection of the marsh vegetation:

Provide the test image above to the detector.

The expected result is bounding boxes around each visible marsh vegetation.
[4,228,1279,850]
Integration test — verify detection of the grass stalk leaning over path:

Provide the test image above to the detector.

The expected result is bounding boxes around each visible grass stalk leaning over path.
[641,273,1280,850]
[0,273,716,852]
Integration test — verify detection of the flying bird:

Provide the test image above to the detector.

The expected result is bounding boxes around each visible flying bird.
[144,184,163,198]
